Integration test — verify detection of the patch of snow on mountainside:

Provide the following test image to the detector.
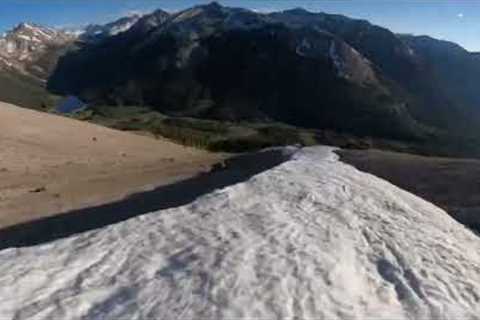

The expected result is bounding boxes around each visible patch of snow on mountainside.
[108,19,140,35]
[329,40,346,77]
[1,146,480,319]
[81,15,142,42]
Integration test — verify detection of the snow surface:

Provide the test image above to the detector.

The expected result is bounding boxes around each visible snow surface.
[1,146,480,319]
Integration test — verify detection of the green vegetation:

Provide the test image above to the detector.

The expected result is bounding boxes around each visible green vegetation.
[151,122,320,152]
[71,105,375,153]
[68,104,480,158]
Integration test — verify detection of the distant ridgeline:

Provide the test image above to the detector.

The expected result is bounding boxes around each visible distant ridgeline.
[2,3,480,156]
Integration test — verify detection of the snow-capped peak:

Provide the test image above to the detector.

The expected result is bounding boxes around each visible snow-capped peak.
[0,22,74,78]
[81,15,142,42]
[2,22,72,47]
[9,22,65,42]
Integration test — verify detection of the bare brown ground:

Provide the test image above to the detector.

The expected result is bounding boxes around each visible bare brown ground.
[339,148,480,232]
[0,102,223,228]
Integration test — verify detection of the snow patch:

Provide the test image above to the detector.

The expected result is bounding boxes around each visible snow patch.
[329,40,347,78]
[108,21,138,35]
[1,146,480,319]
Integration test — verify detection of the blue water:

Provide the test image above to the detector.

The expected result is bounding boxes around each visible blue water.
[56,96,87,113]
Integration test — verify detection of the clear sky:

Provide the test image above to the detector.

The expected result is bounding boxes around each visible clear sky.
[1,0,479,51]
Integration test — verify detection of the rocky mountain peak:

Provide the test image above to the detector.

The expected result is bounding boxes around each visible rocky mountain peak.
[128,9,170,34]
[6,23,71,44]
[0,22,74,79]
[281,7,311,15]
[1,22,72,52]
[81,14,142,42]
[203,1,223,10]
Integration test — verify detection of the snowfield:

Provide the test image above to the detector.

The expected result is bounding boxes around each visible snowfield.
[1,146,480,319]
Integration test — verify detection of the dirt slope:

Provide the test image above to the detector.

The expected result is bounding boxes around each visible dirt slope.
[0,102,222,228]
[339,148,480,232]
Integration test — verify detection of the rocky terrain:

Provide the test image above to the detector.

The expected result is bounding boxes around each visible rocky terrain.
[0,23,75,109]
[0,23,74,80]
[79,15,142,43]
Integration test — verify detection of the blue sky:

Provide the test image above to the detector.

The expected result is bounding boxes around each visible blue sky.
[1,1,479,51]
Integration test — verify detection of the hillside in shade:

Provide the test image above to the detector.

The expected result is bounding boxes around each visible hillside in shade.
[47,3,422,140]
[44,3,480,147]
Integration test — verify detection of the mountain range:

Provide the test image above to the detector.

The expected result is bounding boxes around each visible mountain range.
[2,2,480,155]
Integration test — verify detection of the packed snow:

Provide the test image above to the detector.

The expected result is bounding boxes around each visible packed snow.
[1,146,480,319]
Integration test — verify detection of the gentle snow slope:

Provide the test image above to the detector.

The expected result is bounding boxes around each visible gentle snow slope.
[1,147,480,319]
